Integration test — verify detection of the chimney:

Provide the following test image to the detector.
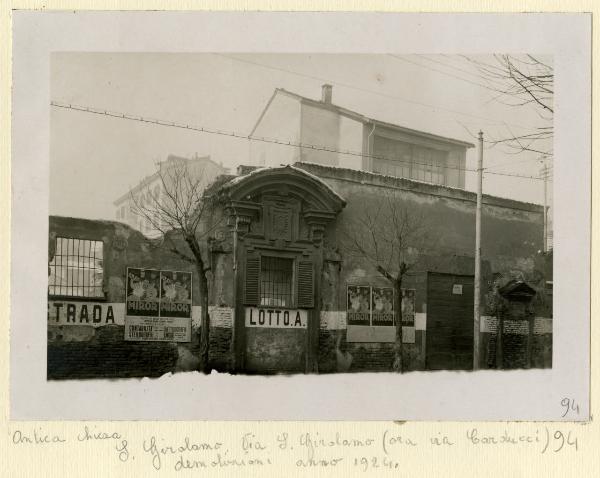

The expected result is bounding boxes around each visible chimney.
[321,84,333,104]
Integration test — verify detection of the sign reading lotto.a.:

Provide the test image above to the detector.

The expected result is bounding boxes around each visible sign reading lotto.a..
[125,267,193,342]
[245,307,307,328]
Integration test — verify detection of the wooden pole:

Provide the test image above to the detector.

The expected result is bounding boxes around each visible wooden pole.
[473,131,484,370]
[542,158,548,252]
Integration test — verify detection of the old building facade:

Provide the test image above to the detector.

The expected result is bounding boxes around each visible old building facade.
[48,161,552,379]
[249,85,473,188]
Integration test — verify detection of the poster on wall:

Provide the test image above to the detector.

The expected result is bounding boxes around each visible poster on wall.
[402,289,416,327]
[346,285,371,325]
[371,287,395,326]
[125,267,192,342]
[126,268,160,316]
[124,316,191,342]
[346,285,416,329]
[160,270,192,318]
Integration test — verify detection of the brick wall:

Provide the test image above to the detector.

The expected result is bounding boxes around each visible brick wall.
[48,325,179,379]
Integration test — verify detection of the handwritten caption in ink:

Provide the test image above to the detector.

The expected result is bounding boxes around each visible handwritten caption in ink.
[9,423,579,473]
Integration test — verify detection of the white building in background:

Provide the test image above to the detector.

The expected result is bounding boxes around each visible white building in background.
[249,84,474,189]
[113,154,228,237]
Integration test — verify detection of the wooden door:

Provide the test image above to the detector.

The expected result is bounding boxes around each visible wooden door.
[426,272,474,370]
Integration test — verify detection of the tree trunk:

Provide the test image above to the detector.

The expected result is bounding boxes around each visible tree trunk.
[198,269,211,374]
[186,235,211,374]
[392,277,403,373]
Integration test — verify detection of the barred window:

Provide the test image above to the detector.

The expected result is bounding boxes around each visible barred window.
[48,237,104,298]
[259,256,294,308]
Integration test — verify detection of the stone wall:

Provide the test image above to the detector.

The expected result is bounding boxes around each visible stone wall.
[47,216,233,379]
[302,163,551,372]
[48,162,552,376]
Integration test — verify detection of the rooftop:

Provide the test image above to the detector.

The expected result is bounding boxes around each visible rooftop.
[293,162,543,213]
[250,86,475,149]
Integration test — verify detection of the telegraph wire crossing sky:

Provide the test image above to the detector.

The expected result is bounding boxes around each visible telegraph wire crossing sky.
[50,53,553,220]
[50,101,546,182]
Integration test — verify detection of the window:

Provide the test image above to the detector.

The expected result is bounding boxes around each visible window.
[373,136,411,178]
[48,237,104,298]
[259,256,294,307]
[411,145,447,185]
[244,256,314,308]
[372,136,448,185]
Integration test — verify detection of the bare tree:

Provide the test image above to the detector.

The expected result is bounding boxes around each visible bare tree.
[341,191,426,372]
[462,54,553,157]
[130,159,221,373]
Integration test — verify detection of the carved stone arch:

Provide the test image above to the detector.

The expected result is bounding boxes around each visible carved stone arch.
[220,166,345,211]
[219,165,346,243]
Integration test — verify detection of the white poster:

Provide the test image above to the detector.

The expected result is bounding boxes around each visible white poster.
[124,316,192,342]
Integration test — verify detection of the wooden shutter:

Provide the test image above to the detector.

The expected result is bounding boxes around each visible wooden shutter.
[297,260,314,308]
[244,256,260,305]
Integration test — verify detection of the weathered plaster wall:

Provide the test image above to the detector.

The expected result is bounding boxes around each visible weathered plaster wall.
[250,93,302,167]
[300,103,341,166]
[47,216,232,379]
[49,162,552,377]
[300,163,551,372]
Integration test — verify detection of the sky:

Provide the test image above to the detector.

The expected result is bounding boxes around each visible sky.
[50,53,553,221]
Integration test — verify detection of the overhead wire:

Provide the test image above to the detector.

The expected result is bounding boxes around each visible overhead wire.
[388,54,506,95]
[51,100,546,182]
[215,53,542,132]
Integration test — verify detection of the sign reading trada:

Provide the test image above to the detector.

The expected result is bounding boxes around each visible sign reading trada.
[48,301,124,326]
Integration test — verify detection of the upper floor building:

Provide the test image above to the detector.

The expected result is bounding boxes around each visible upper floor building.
[249,84,474,188]
[113,154,228,237]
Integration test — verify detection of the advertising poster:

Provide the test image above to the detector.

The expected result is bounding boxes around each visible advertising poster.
[371,287,395,326]
[160,270,192,318]
[124,316,191,342]
[125,268,160,316]
[402,289,416,326]
[125,268,192,342]
[346,285,371,325]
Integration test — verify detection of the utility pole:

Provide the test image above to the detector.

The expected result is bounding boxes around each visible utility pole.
[541,157,548,252]
[473,131,484,371]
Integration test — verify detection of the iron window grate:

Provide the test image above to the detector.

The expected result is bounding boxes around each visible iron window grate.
[260,256,294,308]
[48,237,104,298]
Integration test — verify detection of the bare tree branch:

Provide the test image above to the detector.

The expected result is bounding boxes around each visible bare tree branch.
[128,158,225,374]
[340,190,428,373]
[460,54,553,157]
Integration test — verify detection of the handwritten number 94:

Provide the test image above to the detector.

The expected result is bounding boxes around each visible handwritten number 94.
[560,398,580,418]
[541,429,578,454]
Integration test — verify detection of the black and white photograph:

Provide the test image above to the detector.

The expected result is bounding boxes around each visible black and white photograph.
[46,51,555,377]
[10,11,590,421]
